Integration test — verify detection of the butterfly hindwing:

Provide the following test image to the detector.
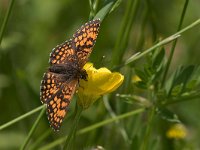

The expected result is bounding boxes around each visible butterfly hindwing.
[40,72,62,104]
[46,78,78,131]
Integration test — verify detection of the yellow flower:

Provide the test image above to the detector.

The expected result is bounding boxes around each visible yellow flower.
[166,124,187,139]
[132,75,141,83]
[77,62,124,109]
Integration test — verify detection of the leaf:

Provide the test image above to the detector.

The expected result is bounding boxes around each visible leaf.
[130,136,139,150]
[156,107,181,123]
[135,81,148,89]
[187,66,200,88]
[152,47,165,70]
[117,94,152,107]
[174,65,195,86]
[109,0,123,13]
[144,65,154,78]
[135,69,148,82]
[186,79,197,90]
[165,65,196,97]
[171,84,183,96]
[94,2,114,21]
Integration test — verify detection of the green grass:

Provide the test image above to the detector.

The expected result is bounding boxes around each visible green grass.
[0,0,200,149]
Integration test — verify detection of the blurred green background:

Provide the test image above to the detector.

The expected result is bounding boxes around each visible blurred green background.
[0,0,200,149]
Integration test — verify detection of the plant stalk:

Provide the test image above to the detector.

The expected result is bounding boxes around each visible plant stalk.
[20,105,46,150]
[63,104,83,150]
[0,0,15,46]
[161,0,190,87]
[0,105,44,130]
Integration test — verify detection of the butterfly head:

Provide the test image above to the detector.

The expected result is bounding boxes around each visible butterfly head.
[79,69,88,81]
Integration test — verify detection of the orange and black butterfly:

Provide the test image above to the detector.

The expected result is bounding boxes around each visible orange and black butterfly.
[40,19,100,131]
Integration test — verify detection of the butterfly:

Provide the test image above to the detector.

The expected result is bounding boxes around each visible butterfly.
[40,19,100,131]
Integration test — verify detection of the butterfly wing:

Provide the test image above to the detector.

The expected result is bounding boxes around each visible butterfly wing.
[40,72,78,131]
[41,19,101,131]
[47,80,78,131]
[49,19,100,67]
[49,39,76,65]
[72,19,100,68]
[40,72,62,104]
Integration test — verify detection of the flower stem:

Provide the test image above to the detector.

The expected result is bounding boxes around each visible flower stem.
[63,103,83,150]
[161,0,190,87]
[123,18,200,67]
[29,129,52,150]
[103,96,130,143]
[163,92,200,106]
[38,108,145,150]
[0,0,15,46]
[79,108,145,134]
[140,107,155,150]
[20,105,46,150]
[112,0,139,67]
[0,105,44,130]
[89,0,99,19]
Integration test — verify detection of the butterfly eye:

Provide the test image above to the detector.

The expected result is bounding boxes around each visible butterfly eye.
[80,70,88,81]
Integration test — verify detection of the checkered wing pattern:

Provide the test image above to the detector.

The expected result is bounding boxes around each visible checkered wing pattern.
[41,19,100,131]
[40,72,78,131]
[40,72,62,104]
[49,40,76,65]
[73,19,100,67]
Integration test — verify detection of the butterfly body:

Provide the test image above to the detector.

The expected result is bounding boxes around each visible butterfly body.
[40,19,100,131]
[49,62,87,80]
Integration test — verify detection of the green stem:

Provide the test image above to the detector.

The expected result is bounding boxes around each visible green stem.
[63,104,83,150]
[109,0,123,14]
[38,108,145,150]
[20,105,46,150]
[123,34,180,67]
[124,18,200,67]
[103,96,130,143]
[0,105,44,130]
[0,0,15,46]
[93,0,99,15]
[140,107,155,150]
[89,0,99,20]
[135,4,148,51]
[163,92,200,106]
[79,108,145,134]
[146,0,157,41]
[89,0,94,19]
[161,0,190,87]
[29,129,52,150]
[112,0,139,67]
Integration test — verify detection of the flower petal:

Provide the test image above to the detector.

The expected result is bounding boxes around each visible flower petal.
[77,63,124,109]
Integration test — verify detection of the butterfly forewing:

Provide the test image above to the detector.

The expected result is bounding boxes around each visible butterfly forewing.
[49,40,76,65]
[73,19,100,67]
